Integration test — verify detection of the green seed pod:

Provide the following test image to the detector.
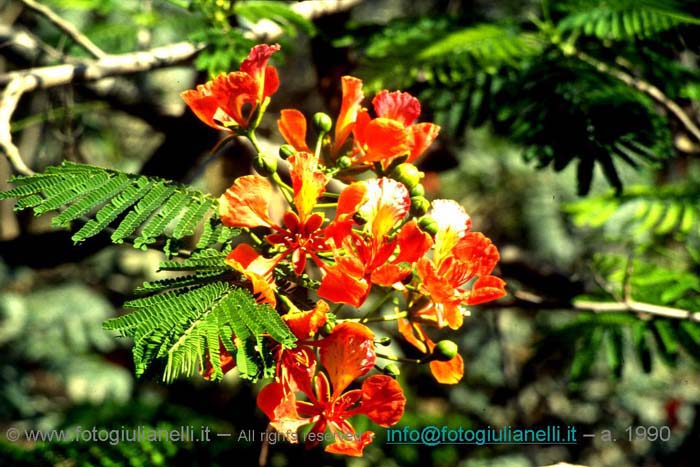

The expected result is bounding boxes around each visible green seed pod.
[432,340,459,362]
[410,196,430,216]
[253,154,277,176]
[313,112,333,133]
[337,156,352,169]
[279,144,296,160]
[383,363,401,378]
[390,163,423,189]
[418,215,438,235]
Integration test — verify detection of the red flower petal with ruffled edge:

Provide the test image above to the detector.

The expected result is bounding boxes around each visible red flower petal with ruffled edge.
[352,375,406,426]
[209,72,258,128]
[278,109,311,152]
[225,244,279,306]
[319,322,375,398]
[289,151,328,222]
[372,90,421,126]
[394,219,433,264]
[453,232,501,277]
[333,76,364,155]
[219,175,274,228]
[240,43,281,101]
[467,275,507,305]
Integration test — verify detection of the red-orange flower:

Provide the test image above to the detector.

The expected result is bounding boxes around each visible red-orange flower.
[257,322,405,456]
[414,200,506,329]
[318,178,432,307]
[219,151,330,282]
[352,89,440,166]
[181,43,280,132]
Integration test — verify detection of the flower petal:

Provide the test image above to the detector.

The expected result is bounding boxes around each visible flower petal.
[454,232,500,277]
[394,219,433,264]
[278,109,311,152]
[283,300,329,339]
[257,382,310,437]
[467,275,507,305]
[355,375,406,426]
[333,76,364,155]
[397,318,428,354]
[429,353,464,384]
[180,86,223,131]
[324,431,375,456]
[289,151,328,221]
[406,122,440,163]
[225,244,278,306]
[319,322,375,397]
[317,263,369,308]
[355,117,408,163]
[219,175,275,228]
[357,178,410,240]
[372,90,421,126]
[240,43,281,101]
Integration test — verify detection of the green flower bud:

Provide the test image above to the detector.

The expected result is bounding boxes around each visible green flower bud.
[383,363,401,378]
[253,154,277,176]
[279,144,296,160]
[320,322,334,337]
[376,337,392,346]
[410,196,430,216]
[390,163,423,189]
[418,215,438,235]
[337,156,352,169]
[313,112,333,133]
[410,183,425,197]
[431,340,459,362]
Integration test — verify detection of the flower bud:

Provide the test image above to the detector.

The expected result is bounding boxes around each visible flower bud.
[253,154,277,176]
[418,215,438,235]
[431,340,458,362]
[390,163,423,189]
[313,112,333,133]
[382,363,401,378]
[410,183,425,197]
[376,337,392,346]
[320,322,334,337]
[279,144,295,160]
[410,196,430,216]
[337,156,352,169]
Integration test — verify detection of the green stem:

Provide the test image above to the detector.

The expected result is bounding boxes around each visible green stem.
[376,352,424,364]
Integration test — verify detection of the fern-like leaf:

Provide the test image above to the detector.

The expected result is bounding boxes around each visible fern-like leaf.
[104,259,296,382]
[558,0,700,41]
[1,162,224,253]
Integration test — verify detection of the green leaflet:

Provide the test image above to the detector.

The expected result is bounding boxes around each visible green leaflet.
[1,162,227,254]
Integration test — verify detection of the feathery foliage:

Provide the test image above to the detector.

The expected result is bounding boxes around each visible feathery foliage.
[0,162,225,253]
[566,183,700,240]
[105,250,296,382]
[557,0,700,41]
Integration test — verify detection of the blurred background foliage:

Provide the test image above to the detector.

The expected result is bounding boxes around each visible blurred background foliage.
[1,0,700,466]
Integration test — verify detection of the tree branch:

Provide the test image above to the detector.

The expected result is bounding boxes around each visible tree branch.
[573,298,700,322]
[575,50,700,143]
[18,0,107,59]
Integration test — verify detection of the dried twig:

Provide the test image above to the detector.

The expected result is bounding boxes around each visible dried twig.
[18,0,107,59]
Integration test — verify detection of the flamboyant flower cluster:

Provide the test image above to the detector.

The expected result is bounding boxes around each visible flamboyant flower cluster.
[182,44,506,456]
